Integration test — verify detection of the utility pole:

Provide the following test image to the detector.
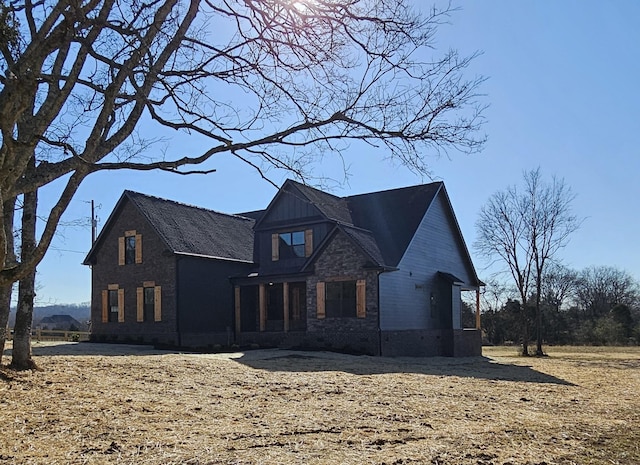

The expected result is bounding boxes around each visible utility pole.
[91,200,97,244]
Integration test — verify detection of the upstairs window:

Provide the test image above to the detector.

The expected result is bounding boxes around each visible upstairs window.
[272,229,313,261]
[119,230,142,265]
[280,231,305,259]
[125,236,136,264]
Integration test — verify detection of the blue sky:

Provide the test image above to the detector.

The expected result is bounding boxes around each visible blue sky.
[34,1,640,305]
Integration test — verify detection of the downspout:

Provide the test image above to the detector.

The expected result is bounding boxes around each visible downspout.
[175,255,182,347]
[375,266,399,357]
[476,288,481,330]
[377,271,382,356]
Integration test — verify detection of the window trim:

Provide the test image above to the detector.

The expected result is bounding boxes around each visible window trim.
[271,229,313,261]
[136,282,162,322]
[102,284,124,323]
[317,278,366,319]
[118,230,142,265]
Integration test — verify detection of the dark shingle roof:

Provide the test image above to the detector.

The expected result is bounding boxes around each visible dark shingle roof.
[340,225,386,267]
[290,181,354,224]
[282,180,442,268]
[40,315,82,324]
[125,191,255,262]
[236,209,265,221]
[346,183,442,267]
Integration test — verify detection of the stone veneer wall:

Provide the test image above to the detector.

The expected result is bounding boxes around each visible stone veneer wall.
[380,329,482,357]
[304,231,381,355]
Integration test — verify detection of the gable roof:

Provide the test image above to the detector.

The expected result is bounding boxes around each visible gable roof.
[39,314,82,324]
[301,223,390,273]
[290,181,354,224]
[255,180,462,269]
[346,183,442,267]
[340,225,387,268]
[278,180,481,286]
[253,179,353,230]
[279,180,442,267]
[84,191,255,264]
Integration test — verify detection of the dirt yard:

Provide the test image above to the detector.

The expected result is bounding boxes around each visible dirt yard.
[1,343,638,465]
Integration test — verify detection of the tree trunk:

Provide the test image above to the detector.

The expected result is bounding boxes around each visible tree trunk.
[535,264,545,356]
[535,301,544,356]
[11,268,36,370]
[0,284,13,365]
[10,181,37,370]
[521,328,529,356]
[0,196,17,364]
[519,297,530,356]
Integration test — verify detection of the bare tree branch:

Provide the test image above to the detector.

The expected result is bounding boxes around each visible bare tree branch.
[0,0,486,286]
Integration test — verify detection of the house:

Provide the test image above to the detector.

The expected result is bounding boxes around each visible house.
[83,191,256,347]
[37,314,85,331]
[84,180,483,356]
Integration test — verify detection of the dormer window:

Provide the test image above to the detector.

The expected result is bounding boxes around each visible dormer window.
[280,231,305,259]
[272,229,313,261]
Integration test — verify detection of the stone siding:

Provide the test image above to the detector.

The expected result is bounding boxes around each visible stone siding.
[381,329,482,357]
[305,230,380,355]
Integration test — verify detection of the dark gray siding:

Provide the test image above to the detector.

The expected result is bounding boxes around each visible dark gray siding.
[255,222,333,274]
[379,191,476,331]
[177,256,253,347]
[257,185,324,227]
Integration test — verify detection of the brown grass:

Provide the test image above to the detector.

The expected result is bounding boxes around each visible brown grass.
[1,343,639,465]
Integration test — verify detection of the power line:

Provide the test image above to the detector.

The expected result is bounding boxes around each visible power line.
[49,247,87,254]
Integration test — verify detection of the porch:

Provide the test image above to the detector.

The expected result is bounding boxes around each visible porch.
[234,281,307,334]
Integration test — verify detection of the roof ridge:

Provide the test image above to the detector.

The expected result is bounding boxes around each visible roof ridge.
[284,178,443,201]
[124,190,254,221]
[286,180,344,200]
[345,181,443,200]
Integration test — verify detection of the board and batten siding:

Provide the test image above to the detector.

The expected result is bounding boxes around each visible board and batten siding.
[257,185,323,226]
[379,190,476,331]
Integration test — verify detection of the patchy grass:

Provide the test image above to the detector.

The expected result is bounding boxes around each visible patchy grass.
[1,343,639,464]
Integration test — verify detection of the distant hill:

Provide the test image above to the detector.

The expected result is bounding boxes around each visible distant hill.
[9,303,90,329]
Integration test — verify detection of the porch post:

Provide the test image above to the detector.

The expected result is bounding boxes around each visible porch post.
[234,286,241,334]
[259,284,266,332]
[475,289,481,330]
[283,282,290,332]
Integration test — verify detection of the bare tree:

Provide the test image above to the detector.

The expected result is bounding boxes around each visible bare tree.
[0,1,486,367]
[475,185,534,355]
[576,266,639,319]
[541,263,578,314]
[481,278,516,314]
[525,169,580,355]
[539,263,579,345]
[475,169,579,355]
[479,278,517,345]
